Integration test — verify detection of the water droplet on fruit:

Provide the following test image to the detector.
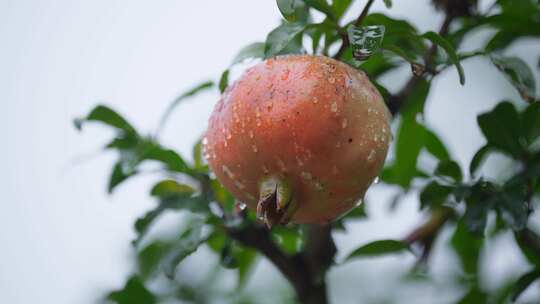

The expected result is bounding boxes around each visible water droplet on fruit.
[202,137,208,145]
[277,158,287,172]
[249,130,254,138]
[236,201,247,210]
[373,176,380,184]
[331,102,338,113]
[341,118,348,129]
[203,153,210,160]
[252,145,258,153]
[367,149,376,161]
[328,77,336,84]
[301,171,313,180]
[226,133,232,140]
[312,97,319,104]
[281,69,290,80]
[234,180,246,189]
[355,199,363,207]
[224,141,228,147]
[222,165,234,178]
[256,119,262,127]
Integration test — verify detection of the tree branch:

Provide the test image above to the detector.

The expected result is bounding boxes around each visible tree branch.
[227,224,332,304]
[387,14,454,115]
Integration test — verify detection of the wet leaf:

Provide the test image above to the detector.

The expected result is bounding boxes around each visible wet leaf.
[107,276,156,304]
[422,31,465,85]
[74,105,136,135]
[163,218,207,278]
[138,241,174,279]
[150,180,195,197]
[477,101,523,157]
[451,221,483,275]
[435,160,462,182]
[522,102,540,144]
[491,55,536,103]
[345,240,410,261]
[420,181,454,209]
[219,69,229,93]
[232,42,266,64]
[469,145,492,177]
[265,22,305,58]
[510,269,540,301]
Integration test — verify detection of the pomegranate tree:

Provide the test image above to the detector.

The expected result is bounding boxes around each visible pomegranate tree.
[205,55,391,226]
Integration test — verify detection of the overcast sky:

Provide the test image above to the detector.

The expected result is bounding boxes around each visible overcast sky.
[1,1,539,303]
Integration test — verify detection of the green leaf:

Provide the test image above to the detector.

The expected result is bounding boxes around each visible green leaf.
[143,143,191,173]
[347,24,385,61]
[491,55,537,102]
[469,145,492,177]
[457,286,487,304]
[451,221,483,275]
[192,137,208,172]
[163,218,207,278]
[74,105,136,134]
[276,0,297,21]
[232,42,266,64]
[477,101,523,157]
[498,182,529,231]
[133,195,208,245]
[107,276,156,304]
[220,241,239,269]
[138,241,174,279]
[345,240,410,261]
[515,230,540,268]
[510,269,540,301]
[462,182,497,235]
[272,226,306,255]
[109,162,135,193]
[150,180,195,197]
[219,69,229,93]
[420,181,454,209]
[424,128,451,161]
[304,0,336,20]
[522,102,540,144]
[157,81,215,134]
[236,248,258,289]
[265,22,305,58]
[422,31,465,85]
[435,160,462,182]
[331,0,353,19]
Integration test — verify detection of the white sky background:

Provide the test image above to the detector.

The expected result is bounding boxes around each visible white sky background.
[0,1,539,303]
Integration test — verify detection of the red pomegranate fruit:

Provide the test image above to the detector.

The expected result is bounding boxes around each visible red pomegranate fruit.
[205,55,391,226]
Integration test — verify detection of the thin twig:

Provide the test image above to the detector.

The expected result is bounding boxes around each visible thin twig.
[387,14,455,115]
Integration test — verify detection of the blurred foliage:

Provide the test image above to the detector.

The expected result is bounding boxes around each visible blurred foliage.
[76,0,540,303]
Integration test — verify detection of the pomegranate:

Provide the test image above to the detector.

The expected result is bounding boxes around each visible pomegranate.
[205,55,391,225]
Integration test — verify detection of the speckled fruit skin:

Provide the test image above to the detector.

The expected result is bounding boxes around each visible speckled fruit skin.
[205,55,391,224]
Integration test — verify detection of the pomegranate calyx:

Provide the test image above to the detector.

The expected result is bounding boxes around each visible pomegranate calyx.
[256,176,297,228]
